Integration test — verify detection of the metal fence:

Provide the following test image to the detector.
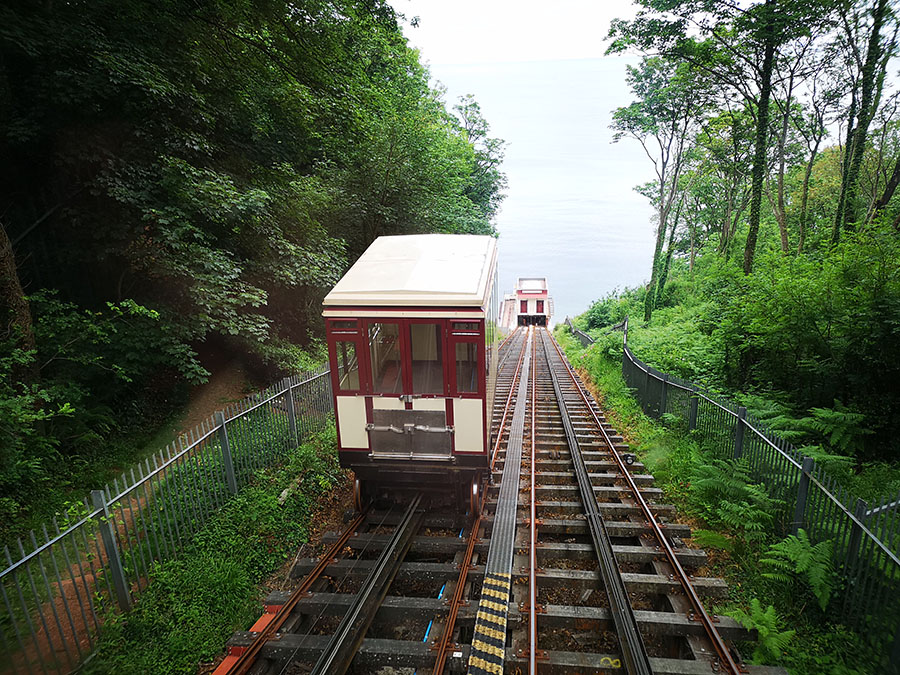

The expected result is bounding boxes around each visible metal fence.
[0,365,333,674]
[564,316,626,348]
[604,319,900,669]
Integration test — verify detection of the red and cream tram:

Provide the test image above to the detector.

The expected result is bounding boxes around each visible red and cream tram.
[323,234,500,511]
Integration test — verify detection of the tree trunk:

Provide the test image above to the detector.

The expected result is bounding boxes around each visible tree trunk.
[870,156,900,221]
[797,141,819,254]
[839,0,889,233]
[657,200,681,305]
[0,219,37,369]
[743,8,776,275]
[833,95,858,243]
[719,186,734,255]
[644,206,668,322]
[689,218,696,274]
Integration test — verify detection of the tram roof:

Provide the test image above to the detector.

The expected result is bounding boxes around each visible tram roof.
[323,234,498,308]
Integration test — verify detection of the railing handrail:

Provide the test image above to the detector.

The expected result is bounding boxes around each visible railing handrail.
[566,317,899,571]
[0,366,331,581]
[609,324,900,570]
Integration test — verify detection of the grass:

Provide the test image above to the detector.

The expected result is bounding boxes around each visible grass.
[83,427,343,675]
[555,327,886,675]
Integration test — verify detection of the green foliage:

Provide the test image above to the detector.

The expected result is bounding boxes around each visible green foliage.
[560,334,882,673]
[87,428,340,674]
[691,528,734,553]
[0,0,506,539]
[762,529,835,611]
[725,599,796,664]
[801,402,872,456]
[689,459,776,545]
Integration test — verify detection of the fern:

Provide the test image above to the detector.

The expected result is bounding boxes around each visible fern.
[800,400,872,455]
[689,459,777,544]
[761,529,835,610]
[691,529,733,552]
[798,444,854,478]
[725,599,795,664]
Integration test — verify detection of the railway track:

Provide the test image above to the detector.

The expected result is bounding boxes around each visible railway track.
[215,327,786,674]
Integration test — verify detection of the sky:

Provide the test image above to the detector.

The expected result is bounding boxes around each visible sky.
[387,0,656,321]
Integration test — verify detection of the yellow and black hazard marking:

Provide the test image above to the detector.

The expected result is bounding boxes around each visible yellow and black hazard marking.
[466,572,512,675]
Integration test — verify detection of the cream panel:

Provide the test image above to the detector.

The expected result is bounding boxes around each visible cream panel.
[336,396,368,449]
[372,396,405,410]
[413,398,446,411]
[453,398,484,452]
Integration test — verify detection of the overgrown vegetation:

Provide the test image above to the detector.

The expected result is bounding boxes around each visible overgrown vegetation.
[557,329,878,674]
[600,0,900,469]
[85,427,342,675]
[572,251,900,499]
[0,0,506,540]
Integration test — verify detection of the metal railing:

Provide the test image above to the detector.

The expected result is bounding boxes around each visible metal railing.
[563,316,626,348]
[569,317,900,668]
[0,365,333,674]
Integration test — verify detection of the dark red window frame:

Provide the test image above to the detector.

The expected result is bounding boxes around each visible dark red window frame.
[326,317,486,398]
[326,318,366,395]
[520,299,528,313]
[536,300,544,314]
[404,318,450,397]
[448,322,485,398]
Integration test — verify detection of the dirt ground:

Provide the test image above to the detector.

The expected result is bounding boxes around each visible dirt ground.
[173,357,256,436]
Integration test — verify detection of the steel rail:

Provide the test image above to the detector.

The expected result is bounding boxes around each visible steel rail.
[433,327,529,674]
[498,325,519,353]
[547,330,744,675]
[528,327,538,674]
[490,330,529,471]
[311,494,424,674]
[431,515,481,675]
[539,331,652,675]
[217,508,368,675]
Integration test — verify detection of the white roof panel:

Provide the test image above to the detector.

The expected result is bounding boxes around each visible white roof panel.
[518,277,547,291]
[323,234,497,307]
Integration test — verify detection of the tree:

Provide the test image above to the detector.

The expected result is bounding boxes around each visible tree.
[611,57,710,320]
[454,94,508,222]
[832,0,899,238]
[609,0,841,273]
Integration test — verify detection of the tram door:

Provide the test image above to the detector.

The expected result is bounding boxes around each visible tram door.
[448,322,485,454]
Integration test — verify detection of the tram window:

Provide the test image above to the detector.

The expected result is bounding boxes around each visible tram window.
[451,322,480,333]
[520,300,528,313]
[369,323,403,394]
[455,342,479,393]
[332,320,358,332]
[410,323,444,394]
[335,341,360,391]
[536,300,544,314]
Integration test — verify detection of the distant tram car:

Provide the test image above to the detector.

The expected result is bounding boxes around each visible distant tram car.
[323,234,500,512]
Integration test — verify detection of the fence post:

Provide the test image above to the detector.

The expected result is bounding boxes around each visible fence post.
[90,490,132,612]
[688,386,699,431]
[659,374,669,418]
[792,456,815,535]
[733,406,747,460]
[282,377,298,447]
[643,367,651,416]
[846,498,869,570]
[216,411,238,494]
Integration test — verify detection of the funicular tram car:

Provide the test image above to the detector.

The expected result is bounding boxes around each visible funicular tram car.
[323,234,500,513]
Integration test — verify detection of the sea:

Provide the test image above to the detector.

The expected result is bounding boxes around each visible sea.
[430,57,656,323]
